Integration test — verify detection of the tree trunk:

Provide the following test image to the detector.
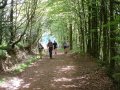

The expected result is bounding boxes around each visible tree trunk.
[69,23,73,50]
[91,0,98,57]
[87,1,92,54]
[9,0,14,48]
[0,13,2,44]
[102,0,109,63]
[109,0,116,73]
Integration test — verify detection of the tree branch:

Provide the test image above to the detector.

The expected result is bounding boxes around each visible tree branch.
[11,10,37,48]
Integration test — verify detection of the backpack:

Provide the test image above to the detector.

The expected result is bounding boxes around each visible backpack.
[48,42,53,47]
[38,43,44,49]
[63,42,69,48]
[64,42,67,46]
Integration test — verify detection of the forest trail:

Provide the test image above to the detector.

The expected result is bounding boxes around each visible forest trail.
[0,52,114,90]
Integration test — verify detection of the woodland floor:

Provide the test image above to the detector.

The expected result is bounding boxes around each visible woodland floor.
[0,51,115,90]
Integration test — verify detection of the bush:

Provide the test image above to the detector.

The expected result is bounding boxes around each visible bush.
[14,56,38,73]
[0,50,7,59]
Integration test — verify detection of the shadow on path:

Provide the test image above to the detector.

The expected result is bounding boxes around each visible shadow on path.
[0,52,114,90]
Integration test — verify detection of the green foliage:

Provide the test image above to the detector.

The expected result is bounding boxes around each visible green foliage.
[115,37,120,43]
[0,78,5,84]
[17,42,29,49]
[113,73,120,83]
[0,50,6,56]
[97,60,108,67]
[112,55,120,62]
[14,56,38,73]
[48,0,71,15]
[0,50,7,59]
[0,44,7,50]
[71,47,83,54]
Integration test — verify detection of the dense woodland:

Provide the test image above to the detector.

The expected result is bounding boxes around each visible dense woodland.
[0,0,120,88]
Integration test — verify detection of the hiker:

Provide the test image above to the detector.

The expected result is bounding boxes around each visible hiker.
[47,40,53,59]
[53,40,58,55]
[38,42,44,59]
[63,41,69,54]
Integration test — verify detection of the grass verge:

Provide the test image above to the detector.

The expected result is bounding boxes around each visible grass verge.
[13,55,39,74]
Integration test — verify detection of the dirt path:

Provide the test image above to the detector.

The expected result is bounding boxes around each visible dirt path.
[0,52,114,90]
